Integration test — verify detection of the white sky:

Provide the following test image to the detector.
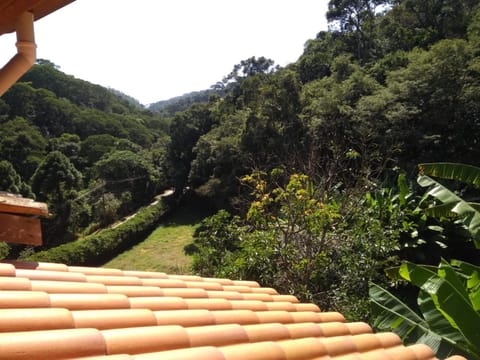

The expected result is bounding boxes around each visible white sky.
[0,0,329,105]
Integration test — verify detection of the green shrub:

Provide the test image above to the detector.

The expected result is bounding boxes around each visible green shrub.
[186,171,407,321]
[23,200,169,266]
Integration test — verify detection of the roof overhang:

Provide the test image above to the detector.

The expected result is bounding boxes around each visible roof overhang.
[0,0,75,35]
[0,193,49,246]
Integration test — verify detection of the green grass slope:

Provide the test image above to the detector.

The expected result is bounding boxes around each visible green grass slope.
[103,203,210,274]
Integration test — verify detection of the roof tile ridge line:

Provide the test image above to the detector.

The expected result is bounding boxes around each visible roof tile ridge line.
[63,262,265,290]
[14,268,88,282]
[2,260,68,272]
[313,333,401,354]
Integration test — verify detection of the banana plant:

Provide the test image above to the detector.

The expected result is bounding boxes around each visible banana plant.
[370,163,480,359]
[418,162,480,249]
[370,259,480,359]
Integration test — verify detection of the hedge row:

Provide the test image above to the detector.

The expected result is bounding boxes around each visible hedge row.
[25,199,170,266]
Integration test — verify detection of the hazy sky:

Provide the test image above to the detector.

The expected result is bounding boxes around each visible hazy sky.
[0,1,329,105]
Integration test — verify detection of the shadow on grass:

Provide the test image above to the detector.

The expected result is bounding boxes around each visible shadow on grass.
[163,197,215,226]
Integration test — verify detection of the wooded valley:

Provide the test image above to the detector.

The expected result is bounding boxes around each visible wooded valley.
[1,1,480,357]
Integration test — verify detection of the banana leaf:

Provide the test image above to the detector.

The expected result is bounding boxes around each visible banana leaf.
[451,260,480,312]
[400,261,480,358]
[418,175,480,248]
[369,283,459,354]
[417,290,467,358]
[419,163,480,189]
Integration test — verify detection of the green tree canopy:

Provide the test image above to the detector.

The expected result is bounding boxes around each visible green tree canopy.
[0,117,46,180]
[93,150,159,206]
[0,160,34,198]
[31,150,83,202]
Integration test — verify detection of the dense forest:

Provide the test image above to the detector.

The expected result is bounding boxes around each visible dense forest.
[1,0,480,357]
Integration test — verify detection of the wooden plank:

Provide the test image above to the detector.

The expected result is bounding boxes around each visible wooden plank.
[0,0,76,35]
[0,213,42,245]
[0,193,48,217]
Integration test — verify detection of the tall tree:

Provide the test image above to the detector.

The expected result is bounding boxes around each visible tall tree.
[327,0,391,62]
[0,160,34,197]
[0,117,47,180]
[166,103,214,193]
[93,150,159,207]
[31,151,83,202]
[30,151,84,244]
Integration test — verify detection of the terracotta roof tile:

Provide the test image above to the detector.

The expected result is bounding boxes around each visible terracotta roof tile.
[140,278,186,288]
[0,260,466,359]
[133,346,225,360]
[279,337,329,359]
[105,285,163,297]
[48,293,130,310]
[0,262,16,276]
[102,325,190,355]
[187,323,249,347]
[76,356,134,360]
[220,341,287,360]
[68,266,124,276]
[71,309,157,330]
[16,268,86,282]
[85,275,142,286]
[154,309,215,327]
[203,277,235,285]
[184,280,224,290]
[128,296,188,310]
[32,280,106,293]
[122,270,168,279]
[185,297,232,310]
[212,309,260,325]
[0,276,31,290]
[230,299,269,311]
[0,328,106,360]
[243,323,291,342]
[0,290,50,308]
[293,303,321,312]
[284,323,324,338]
[255,310,295,324]
[0,307,74,332]
[161,287,208,298]
[4,260,68,272]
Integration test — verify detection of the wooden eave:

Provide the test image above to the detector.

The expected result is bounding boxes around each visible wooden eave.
[0,0,75,35]
[0,193,48,217]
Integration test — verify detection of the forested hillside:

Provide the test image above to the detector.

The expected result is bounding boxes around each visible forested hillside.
[1,1,480,353]
[0,59,171,253]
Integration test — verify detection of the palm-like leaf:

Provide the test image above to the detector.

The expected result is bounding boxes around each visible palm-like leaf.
[417,290,466,358]
[418,175,480,248]
[370,283,435,338]
[369,283,461,355]
[451,260,480,312]
[419,163,480,189]
[400,261,480,358]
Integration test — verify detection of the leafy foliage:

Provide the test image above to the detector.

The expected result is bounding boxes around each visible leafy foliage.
[371,260,480,359]
[371,162,480,359]
[0,160,33,197]
[418,163,480,249]
[187,171,406,320]
[0,61,170,246]
[25,200,169,265]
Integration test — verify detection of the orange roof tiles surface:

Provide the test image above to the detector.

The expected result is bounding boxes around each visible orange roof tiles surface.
[0,260,465,360]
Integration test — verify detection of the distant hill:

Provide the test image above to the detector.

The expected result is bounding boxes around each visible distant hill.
[148,88,223,117]
[21,59,144,114]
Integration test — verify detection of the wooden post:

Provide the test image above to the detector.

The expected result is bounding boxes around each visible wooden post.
[0,192,48,246]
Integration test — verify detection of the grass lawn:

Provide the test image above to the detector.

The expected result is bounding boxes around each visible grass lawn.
[103,203,210,274]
